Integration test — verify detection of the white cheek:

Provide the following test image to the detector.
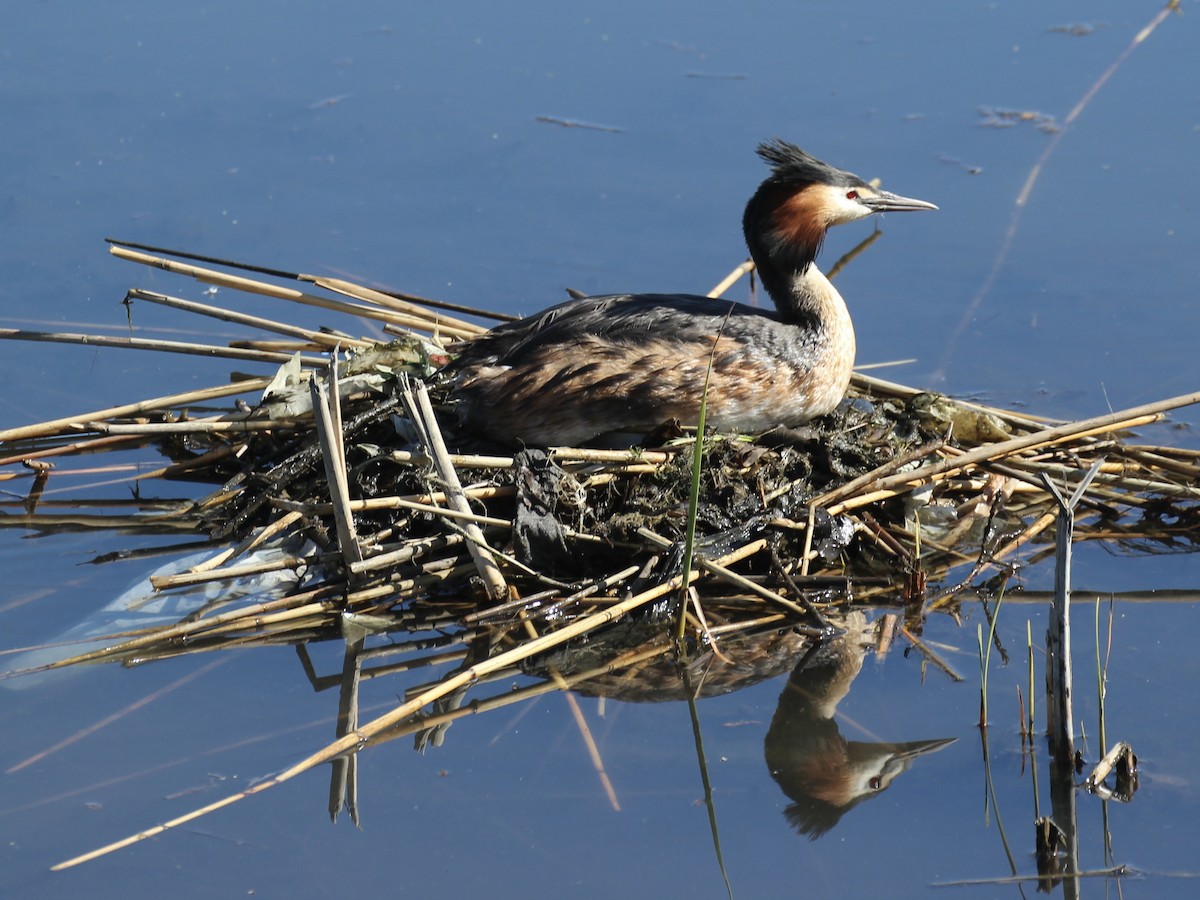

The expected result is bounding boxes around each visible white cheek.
[826,192,869,225]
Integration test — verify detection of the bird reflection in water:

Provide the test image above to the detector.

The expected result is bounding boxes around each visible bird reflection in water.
[764,613,954,839]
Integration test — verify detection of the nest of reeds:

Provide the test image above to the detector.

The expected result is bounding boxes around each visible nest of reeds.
[4,239,1199,865]
[3,241,1200,700]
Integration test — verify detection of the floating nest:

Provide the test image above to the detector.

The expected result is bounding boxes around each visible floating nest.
[1,240,1197,865]
[2,242,1199,680]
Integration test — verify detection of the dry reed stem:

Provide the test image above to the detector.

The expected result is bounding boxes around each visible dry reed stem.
[899,626,964,682]
[231,340,327,352]
[109,246,425,331]
[0,512,196,535]
[855,358,918,372]
[800,437,948,508]
[1119,445,1200,478]
[706,613,788,635]
[0,583,342,680]
[799,505,817,577]
[314,277,486,336]
[149,552,316,591]
[0,378,272,444]
[1085,469,1200,501]
[851,372,1058,429]
[859,394,1200,498]
[951,439,1195,509]
[404,380,508,600]
[312,366,363,568]
[349,533,464,577]
[105,238,520,322]
[85,419,296,435]
[553,447,673,465]
[342,564,476,607]
[1084,740,1135,792]
[637,529,811,620]
[292,494,512,528]
[396,483,515,508]
[708,260,755,298]
[388,449,517,469]
[187,511,305,574]
[0,327,324,368]
[127,289,374,350]
[468,563,643,625]
[0,433,150,468]
[380,318,477,341]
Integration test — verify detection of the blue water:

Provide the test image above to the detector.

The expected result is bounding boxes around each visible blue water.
[2,1,1198,897]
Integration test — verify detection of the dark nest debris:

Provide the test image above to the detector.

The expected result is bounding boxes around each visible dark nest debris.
[2,241,1200,757]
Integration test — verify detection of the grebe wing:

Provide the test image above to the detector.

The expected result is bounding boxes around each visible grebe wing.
[451,293,772,367]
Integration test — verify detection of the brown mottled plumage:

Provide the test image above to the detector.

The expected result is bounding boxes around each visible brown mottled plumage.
[441,139,936,446]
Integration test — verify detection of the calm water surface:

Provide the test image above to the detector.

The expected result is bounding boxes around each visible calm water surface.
[2,2,1198,897]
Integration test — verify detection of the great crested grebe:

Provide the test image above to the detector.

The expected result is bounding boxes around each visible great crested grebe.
[440,139,936,446]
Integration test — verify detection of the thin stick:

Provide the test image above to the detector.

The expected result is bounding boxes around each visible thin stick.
[0,327,326,368]
[0,583,341,680]
[797,436,947,508]
[637,529,816,625]
[384,446,672,471]
[851,371,1058,429]
[109,246,431,331]
[900,626,964,682]
[707,260,754,298]
[104,237,520,320]
[0,433,150,467]
[287,494,513,528]
[126,289,374,349]
[188,511,304,574]
[312,362,363,568]
[387,449,518,470]
[349,534,464,577]
[860,393,1200,498]
[85,419,294,436]
[313,277,486,336]
[150,552,314,591]
[380,317,478,343]
[1084,740,1135,792]
[404,379,508,601]
[0,378,272,444]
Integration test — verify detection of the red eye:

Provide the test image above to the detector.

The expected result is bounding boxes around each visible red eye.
[846,190,859,200]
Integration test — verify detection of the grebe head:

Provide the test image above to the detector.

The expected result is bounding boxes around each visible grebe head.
[744,139,937,282]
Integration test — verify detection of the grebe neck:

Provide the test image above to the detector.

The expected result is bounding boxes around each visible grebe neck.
[749,226,856,388]
[748,229,849,340]
[787,263,855,363]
